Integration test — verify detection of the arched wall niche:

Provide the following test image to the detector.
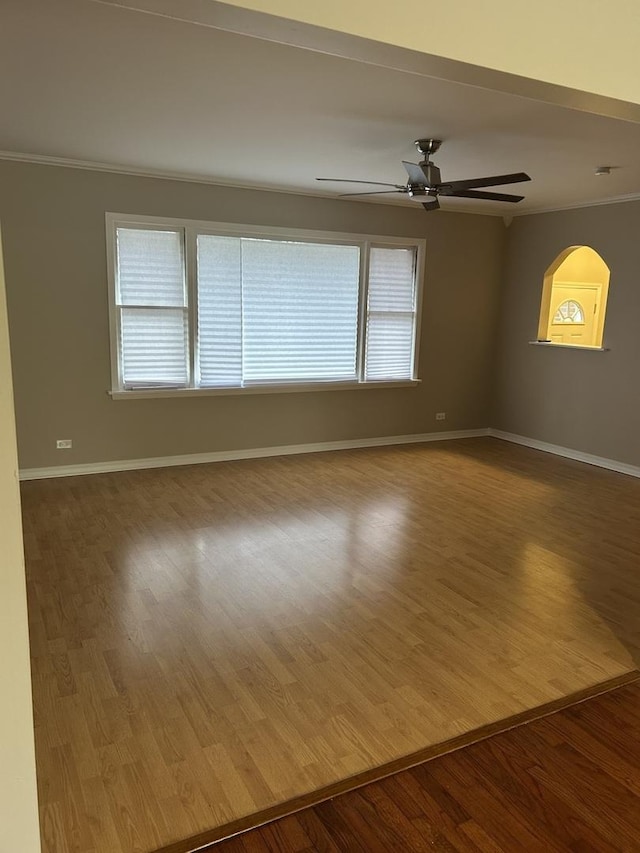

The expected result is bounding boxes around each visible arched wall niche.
[537,245,610,348]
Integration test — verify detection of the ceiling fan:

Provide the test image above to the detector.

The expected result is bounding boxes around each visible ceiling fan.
[317,139,531,211]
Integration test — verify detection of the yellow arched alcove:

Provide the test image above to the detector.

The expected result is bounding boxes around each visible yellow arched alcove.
[538,246,610,348]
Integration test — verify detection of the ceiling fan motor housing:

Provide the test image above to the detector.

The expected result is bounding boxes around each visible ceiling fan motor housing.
[420,163,441,187]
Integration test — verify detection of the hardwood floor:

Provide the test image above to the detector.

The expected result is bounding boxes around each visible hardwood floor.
[211,678,640,853]
[22,438,640,853]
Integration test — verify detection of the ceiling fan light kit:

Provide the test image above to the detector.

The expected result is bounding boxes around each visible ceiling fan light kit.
[317,139,531,212]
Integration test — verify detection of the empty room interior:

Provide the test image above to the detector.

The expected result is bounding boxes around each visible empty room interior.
[4,1,640,851]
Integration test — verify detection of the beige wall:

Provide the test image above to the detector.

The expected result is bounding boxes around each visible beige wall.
[0,227,41,852]
[219,0,640,104]
[0,161,505,470]
[493,201,640,465]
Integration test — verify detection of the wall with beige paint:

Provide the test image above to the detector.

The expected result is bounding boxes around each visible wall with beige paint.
[0,228,41,852]
[219,0,640,104]
[493,201,640,465]
[0,161,505,470]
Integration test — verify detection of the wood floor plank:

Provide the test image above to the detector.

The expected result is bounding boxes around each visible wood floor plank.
[354,785,438,853]
[214,681,640,853]
[293,811,342,853]
[426,758,558,852]
[23,438,640,852]
[455,741,619,852]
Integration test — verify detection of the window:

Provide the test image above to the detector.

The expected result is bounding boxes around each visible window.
[107,215,424,395]
[115,227,188,388]
[552,300,584,324]
[365,247,418,381]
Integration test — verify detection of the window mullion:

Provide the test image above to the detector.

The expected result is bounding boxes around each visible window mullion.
[240,238,245,388]
[113,303,186,310]
[185,226,198,389]
[356,241,370,383]
[411,243,423,381]
[367,310,414,318]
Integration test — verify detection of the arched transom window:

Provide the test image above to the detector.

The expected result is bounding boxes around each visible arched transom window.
[553,299,585,324]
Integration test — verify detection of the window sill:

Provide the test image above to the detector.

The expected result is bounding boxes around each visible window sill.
[109,379,421,400]
[528,341,609,352]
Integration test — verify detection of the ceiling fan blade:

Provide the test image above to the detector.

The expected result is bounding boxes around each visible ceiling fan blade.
[339,190,406,197]
[442,172,531,192]
[448,189,525,202]
[422,197,440,211]
[316,178,405,188]
[402,161,428,186]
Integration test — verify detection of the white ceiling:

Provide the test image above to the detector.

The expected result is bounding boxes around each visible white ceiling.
[2,0,640,215]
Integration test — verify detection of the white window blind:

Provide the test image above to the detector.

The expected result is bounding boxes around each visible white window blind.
[197,236,242,387]
[197,237,360,385]
[365,246,417,381]
[116,228,188,387]
[242,240,360,383]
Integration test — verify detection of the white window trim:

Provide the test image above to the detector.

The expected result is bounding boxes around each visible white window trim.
[106,212,425,398]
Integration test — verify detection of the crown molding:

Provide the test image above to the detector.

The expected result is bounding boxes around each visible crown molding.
[0,149,347,203]
[513,191,640,217]
[0,150,497,216]
[1,149,638,219]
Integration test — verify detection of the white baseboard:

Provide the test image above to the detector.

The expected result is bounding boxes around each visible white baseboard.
[489,428,640,479]
[19,428,490,481]
[20,428,640,482]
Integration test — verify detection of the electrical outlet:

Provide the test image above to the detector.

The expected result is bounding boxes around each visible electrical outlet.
[56,439,72,449]
[435,412,446,421]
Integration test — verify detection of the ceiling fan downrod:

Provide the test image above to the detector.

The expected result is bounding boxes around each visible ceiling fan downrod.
[413,138,443,187]
[414,138,442,161]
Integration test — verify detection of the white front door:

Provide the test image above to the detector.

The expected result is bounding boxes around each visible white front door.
[548,284,600,346]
